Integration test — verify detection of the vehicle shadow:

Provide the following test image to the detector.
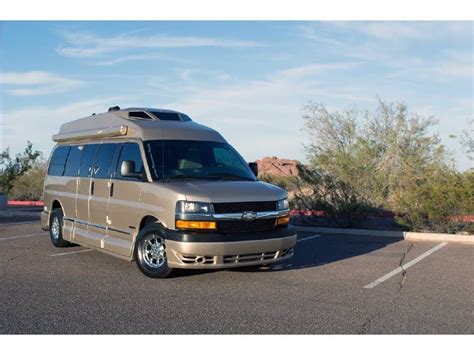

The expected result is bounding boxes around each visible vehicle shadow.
[242,234,403,273]
[172,233,403,277]
[0,206,42,224]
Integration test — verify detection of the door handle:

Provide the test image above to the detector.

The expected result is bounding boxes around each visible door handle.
[109,182,114,197]
[90,181,95,195]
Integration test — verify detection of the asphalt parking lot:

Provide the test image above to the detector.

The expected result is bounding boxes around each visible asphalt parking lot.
[0,208,473,334]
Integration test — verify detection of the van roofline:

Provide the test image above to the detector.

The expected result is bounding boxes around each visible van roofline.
[119,107,183,114]
[52,107,226,144]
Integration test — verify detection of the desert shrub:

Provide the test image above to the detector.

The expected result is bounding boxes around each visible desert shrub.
[293,164,378,227]
[299,98,473,232]
[10,163,47,201]
[395,169,474,233]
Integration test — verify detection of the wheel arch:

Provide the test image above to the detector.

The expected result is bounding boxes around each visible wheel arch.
[51,199,64,212]
[131,215,165,261]
[138,215,162,231]
[47,199,65,228]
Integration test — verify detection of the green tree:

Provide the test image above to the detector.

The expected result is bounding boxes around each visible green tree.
[459,118,474,161]
[0,141,42,195]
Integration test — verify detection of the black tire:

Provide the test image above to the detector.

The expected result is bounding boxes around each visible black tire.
[134,224,173,278]
[49,208,70,247]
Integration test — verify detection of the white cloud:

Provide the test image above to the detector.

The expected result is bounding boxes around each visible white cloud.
[300,23,473,81]
[56,31,261,58]
[0,71,84,96]
[299,25,345,46]
[326,21,472,41]
[93,53,184,66]
[277,62,360,80]
[162,62,364,162]
[385,52,474,80]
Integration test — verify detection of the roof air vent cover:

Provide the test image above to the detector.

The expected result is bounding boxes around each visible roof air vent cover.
[128,111,153,120]
[149,111,181,121]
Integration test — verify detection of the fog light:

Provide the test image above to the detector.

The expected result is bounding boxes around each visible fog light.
[176,220,217,230]
[277,216,290,225]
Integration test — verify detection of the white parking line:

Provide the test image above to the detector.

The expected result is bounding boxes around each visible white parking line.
[296,234,321,243]
[0,232,48,241]
[50,249,93,257]
[364,242,448,289]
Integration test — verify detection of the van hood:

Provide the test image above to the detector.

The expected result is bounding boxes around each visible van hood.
[159,180,287,203]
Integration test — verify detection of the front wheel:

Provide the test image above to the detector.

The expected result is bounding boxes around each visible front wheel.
[49,208,70,247]
[134,224,173,278]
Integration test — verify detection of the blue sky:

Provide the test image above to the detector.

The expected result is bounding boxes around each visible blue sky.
[1,21,472,170]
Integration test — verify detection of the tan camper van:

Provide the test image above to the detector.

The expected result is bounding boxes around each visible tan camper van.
[41,106,296,278]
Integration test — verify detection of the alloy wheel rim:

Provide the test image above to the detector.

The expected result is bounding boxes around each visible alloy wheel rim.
[51,216,60,241]
[142,234,166,269]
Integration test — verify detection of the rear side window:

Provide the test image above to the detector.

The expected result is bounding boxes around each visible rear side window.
[64,145,84,177]
[116,142,144,180]
[48,146,70,176]
[92,143,117,179]
[79,144,99,178]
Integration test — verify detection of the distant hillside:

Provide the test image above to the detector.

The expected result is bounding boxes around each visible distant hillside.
[256,156,300,177]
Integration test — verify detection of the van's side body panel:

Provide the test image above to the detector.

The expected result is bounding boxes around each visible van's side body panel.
[73,175,92,244]
[105,179,142,257]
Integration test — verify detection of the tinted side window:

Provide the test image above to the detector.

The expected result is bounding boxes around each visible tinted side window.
[92,143,117,179]
[48,146,70,176]
[64,145,84,177]
[116,142,144,180]
[79,144,99,178]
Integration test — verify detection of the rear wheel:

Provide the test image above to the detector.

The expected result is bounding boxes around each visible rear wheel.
[134,224,173,278]
[49,208,70,247]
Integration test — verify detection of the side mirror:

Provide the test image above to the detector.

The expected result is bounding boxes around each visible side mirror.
[120,160,142,179]
[248,162,258,177]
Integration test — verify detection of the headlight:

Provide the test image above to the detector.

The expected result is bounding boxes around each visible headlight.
[277,198,289,210]
[176,201,214,214]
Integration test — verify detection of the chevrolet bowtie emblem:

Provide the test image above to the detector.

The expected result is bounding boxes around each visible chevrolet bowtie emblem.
[241,211,257,221]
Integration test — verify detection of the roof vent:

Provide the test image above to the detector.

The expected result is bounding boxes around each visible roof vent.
[149,111,181,121]
[108,106,120,112]
[128,111,153,120]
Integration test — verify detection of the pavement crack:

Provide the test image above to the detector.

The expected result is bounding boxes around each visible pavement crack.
[398,243,415,290]
[358,311,382,334]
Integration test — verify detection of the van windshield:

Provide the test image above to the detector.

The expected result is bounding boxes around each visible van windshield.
[144,140,256,182]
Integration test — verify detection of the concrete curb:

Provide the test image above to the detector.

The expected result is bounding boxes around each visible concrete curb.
[293,225,474,244]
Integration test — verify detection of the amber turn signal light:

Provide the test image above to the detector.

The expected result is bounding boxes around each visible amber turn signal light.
[276,216,290,225]
[176,220,217,230]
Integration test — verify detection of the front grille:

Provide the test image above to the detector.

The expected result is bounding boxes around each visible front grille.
[176,248,293,266]
[213,201,277,214]
[217,218,277,233]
